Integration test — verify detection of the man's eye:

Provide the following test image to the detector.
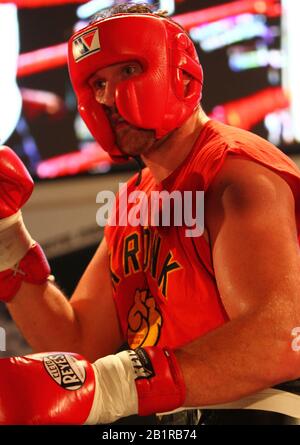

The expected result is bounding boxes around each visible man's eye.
[93,79,105,90]
[123,65,137,76]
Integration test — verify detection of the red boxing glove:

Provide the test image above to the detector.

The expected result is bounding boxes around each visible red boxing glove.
[0,352,95,425]
[87,346,186,423]
[0,145,34,218]
[0,347,185,424]
[0,146,51,302]
[133,347,186,416]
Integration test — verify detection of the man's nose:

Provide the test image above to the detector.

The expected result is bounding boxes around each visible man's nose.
[96,81,116,108]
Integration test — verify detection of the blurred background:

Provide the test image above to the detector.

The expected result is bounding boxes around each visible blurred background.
[0,0,299,356]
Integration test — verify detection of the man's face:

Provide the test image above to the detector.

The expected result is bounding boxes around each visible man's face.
[88,61,157,156]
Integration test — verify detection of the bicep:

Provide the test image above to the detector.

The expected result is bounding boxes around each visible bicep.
[206,158,300,320]
[70,237,124,360]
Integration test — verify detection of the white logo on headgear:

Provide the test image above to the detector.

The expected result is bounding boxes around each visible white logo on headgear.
[73,27,100,62]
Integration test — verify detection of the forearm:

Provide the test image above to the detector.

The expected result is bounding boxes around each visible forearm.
[176,307,299,407]
[7,281,82,353]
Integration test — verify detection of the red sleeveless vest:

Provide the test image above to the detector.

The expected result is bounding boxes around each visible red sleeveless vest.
[105,120,300,349]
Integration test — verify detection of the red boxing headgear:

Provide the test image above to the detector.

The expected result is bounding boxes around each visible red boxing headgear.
[68,13,203,161]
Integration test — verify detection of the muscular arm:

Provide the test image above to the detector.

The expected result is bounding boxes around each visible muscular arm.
[4,157,300,424]
[8,237,123,361]
[176,157,300,406]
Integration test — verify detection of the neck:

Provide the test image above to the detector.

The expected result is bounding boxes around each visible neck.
[141,107,210,183]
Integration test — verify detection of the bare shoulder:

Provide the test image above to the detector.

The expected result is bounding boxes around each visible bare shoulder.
[205,156,296,227]
[204,156,300,320]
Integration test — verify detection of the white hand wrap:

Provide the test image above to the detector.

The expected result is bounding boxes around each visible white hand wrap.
[0,211,34,271]
[86,351,138,424]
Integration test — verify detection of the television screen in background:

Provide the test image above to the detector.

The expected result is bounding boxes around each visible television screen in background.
[2,0,299,180]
